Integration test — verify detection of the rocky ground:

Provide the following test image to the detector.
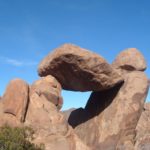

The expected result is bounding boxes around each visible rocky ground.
[0,44,149,150]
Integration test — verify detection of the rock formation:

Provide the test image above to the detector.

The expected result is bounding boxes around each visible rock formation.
[25,75,89,150]
[2,79,29,122]
[0,75,90,150]
[38,44,123,91]
[30,75,63,110]
[68,71,148,149]
[0,44,149,150]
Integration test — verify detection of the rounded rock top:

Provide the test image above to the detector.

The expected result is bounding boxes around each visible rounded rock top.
[112,48,147,71]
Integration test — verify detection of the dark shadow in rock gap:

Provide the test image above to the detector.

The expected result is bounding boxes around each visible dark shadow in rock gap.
[68,82,123,128]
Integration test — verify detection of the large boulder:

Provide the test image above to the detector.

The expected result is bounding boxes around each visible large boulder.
[38,44,123,91]
[135,103,150,150]
[2,79,29,122]
[25,82,89,150]
[112,48,147,72]
[68,71,149,149]
[30,75,63,110]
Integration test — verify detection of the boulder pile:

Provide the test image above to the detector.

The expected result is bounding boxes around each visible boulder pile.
[0,44,149,150]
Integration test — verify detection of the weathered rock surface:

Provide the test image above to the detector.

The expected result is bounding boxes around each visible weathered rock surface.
[112,48,147,72]
[38,44,123,91]
[30,75,63,110]
[2,79,29,122]
[68,71,149,149]
[25,84,89,150]
[0,99,21,127]
[135,103,150,150]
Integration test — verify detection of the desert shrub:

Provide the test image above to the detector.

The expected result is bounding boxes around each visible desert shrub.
[0,125,44,150]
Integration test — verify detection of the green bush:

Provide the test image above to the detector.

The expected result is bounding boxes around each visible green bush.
[0,125,44,150]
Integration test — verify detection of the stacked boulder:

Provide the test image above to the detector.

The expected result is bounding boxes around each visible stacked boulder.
[0,44,149,150]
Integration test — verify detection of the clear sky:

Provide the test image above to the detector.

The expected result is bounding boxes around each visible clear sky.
[0,0,149,110]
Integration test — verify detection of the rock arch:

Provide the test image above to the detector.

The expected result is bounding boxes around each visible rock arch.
[38,44,149,149]
[0,44,149,150]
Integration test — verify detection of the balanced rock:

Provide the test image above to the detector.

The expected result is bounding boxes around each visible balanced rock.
[2,79,29,122]
[112,48,147,72]
[68,71,149,149]
[30,75,63,109]
[38,44,123,91]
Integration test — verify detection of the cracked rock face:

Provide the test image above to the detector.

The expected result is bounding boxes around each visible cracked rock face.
[38,44,123,91]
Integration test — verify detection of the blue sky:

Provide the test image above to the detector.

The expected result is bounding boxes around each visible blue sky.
[0,0,149,110]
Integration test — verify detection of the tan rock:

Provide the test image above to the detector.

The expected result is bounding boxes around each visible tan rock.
[69,71,149,149]
[25,87,89,150]
[2,79,29,122]
[135,103,150,150]
[144,102,150,110]
[30,75,63,109]
[112,48,147,72]
[38,44,123,91]
[0,100,21,127]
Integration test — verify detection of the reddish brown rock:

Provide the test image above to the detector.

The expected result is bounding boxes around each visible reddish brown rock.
[2,79,29,122]
[112,48,147,72]
[38,44,123,91]
[135,103,150,150]
[30,75,63,110]
[68,71,149,149]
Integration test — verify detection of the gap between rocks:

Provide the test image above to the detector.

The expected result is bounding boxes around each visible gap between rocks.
[61,90,91,111]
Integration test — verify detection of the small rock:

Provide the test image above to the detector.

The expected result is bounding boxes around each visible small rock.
[112,48,147,72]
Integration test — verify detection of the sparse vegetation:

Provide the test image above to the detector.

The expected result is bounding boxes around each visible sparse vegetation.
[0,125,44,150]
